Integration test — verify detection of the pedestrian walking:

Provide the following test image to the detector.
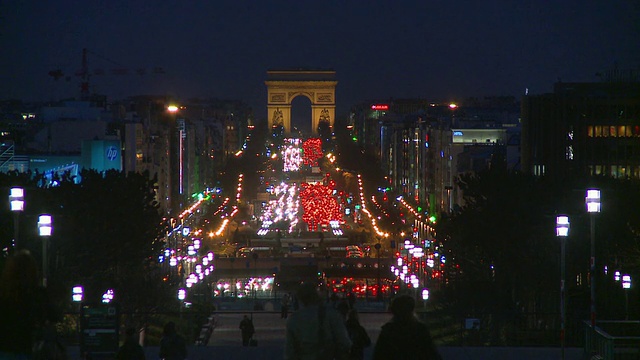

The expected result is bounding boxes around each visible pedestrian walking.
[345,309,371,360]
[284,282,352,360]
[281,292,291,319]
[336,298,350,320]
[116,327,145,360]
[159,321,187,360]
[373,294,442,360]
[239,315,255,346]
[347,292,356,310]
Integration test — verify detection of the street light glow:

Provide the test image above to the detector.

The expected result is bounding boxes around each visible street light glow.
[38,214,53,236]
[72,286,83,302]
[556,215,569,237]
[9,187,24,211]
[585,189,601,213]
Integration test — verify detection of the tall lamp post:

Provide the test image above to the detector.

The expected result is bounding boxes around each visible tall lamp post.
[585,189,600,338]
[178,288,186,318]
[556,215,570,360]
[38,214,53,287]
[375,242,382,301]
[72,285,83,344]
[9,187,24,250]
[622,275,631,320]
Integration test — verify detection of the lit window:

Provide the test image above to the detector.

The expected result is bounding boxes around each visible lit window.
[618,126,626,137]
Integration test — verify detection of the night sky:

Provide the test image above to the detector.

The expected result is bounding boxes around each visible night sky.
[1,1,638,117]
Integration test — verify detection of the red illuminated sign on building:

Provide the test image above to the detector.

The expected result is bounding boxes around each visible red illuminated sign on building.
[371,104,389,111]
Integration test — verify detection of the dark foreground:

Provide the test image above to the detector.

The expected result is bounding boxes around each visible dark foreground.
[66,311,586,359]
[66,345,584,359]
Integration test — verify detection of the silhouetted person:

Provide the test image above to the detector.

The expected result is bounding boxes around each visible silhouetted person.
[330,291,338,306]
[0,249,62,359]
[373,294,442,360]
[116,327,145,360]
[336,298,350,320]
[159,321,187,360]
[284,282,352,360]
[345,309,371,360]
[239,315,255,346]
[281,293,291,319]
[347,292,356,309]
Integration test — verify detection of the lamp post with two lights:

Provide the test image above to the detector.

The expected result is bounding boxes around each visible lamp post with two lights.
[556,215,570,360]
[585,189,600,347]
[38,214,53,287]
[9,187,24,250]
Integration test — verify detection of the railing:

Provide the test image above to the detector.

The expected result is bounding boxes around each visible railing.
[584,321,640,359]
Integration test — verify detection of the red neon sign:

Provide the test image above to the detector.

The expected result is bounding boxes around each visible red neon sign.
[371,104,389,111]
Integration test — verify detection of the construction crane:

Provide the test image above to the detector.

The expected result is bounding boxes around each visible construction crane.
[48,48,165,100]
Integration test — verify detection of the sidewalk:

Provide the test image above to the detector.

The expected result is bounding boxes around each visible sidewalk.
[66,345,585,360]
[66,311,586,359]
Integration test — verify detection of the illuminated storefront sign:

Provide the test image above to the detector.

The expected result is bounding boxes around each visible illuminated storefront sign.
[371,104,389,111]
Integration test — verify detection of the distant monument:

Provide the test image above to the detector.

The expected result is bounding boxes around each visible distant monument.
[265,69,337,135]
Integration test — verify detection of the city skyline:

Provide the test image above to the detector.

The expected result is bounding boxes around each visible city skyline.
[1,1,638,117]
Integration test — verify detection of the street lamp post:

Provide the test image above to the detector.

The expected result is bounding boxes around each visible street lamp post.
[375,242,381,301]
[9,187,24,250]
[72,285,83,344]
[38,214,53,287]
[178,288,186,318]
[622,275,631,320]
[252,252,259,300]
[556,215,570,360]
[585,189,600,340]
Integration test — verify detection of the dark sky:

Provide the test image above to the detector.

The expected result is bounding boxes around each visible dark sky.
[1,1,638,118]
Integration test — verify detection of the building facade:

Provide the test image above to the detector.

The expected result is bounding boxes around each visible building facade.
[522,79,640,179]
[350,97,520,217]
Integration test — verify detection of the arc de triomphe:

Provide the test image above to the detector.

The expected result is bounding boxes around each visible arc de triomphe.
[265,69,337,135]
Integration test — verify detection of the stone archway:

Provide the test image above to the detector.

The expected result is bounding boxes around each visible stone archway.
[265,69,337,135]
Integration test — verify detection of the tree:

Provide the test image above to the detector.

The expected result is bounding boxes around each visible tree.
[437,169,640,343]
[437,170,568,343]
[49,169,170,312]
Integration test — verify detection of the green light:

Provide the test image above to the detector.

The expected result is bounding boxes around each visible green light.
[355,205,361,210]
[352,137,358,142]
[417,206,422,212]
[429,215,436,223]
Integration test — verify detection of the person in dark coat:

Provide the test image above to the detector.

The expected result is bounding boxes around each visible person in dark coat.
[345,309,371,360]
[239,315,255,346]
[373,294,442,360]
[281,293,291,319]
[116,327,145,360]
[336,298,350,321]
[159,321,187,360]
